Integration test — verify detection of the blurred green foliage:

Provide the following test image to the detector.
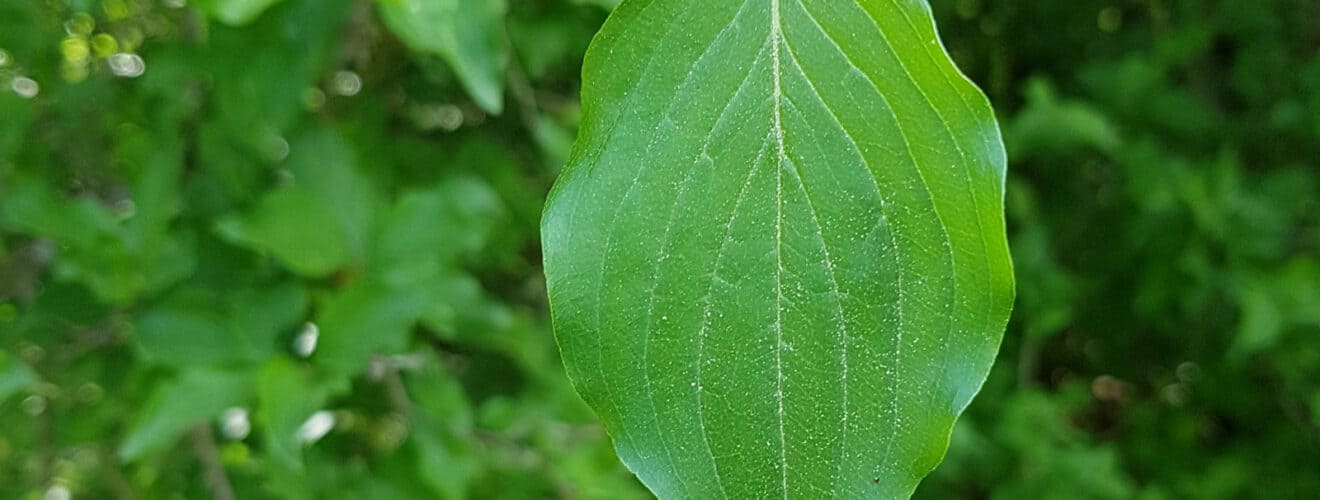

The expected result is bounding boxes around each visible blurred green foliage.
[0,0,642,498]
[918,1,1320,499]
[0,0,1315,499]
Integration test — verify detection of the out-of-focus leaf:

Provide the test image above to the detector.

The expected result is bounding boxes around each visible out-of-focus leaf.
[313,282,427,373]
[542,1,1013,497]
[204,0,350,154]
[1007,78,1121,160]
[285,126,380,263]
[533,113,577,169]
[1233,259,1320,354]
[371,176,503,286]
[0,93,34,171]
[216,188,350,277]
[985,390,1136,500]
[448,137,541,233]
[409,356,478,499]
[0,181,158,303]
[134,283,308,365]
[0,351,37,405]
[372,191,454,285]
[412,426,477,500]
[133,289,234,365]
[231,283,311,356]
[573,0,619,11]
[118,368,253,461]
[378,0,509,114]
[0,181,118,248]
[256,358,348,470]
[195,0,288,26]
[415,271,515,346]
[506,9,598,81]
[1006,180,1075,340]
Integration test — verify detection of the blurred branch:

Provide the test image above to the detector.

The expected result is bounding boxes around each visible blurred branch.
[36,396,53,490]
[102,449,137,500]
[502,24,541,135]
[0,240,52,302]
[190,425,235,500]
[1271,376,1318,444]
[381,359,413,418]
[1017,334,1040,388]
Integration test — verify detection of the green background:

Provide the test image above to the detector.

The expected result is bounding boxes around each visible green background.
[0,0,1316,498]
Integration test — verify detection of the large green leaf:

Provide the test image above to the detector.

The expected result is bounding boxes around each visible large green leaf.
[541,1,1014,498]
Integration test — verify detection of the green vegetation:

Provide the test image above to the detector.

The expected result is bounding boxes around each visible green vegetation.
[0,0,1316,499]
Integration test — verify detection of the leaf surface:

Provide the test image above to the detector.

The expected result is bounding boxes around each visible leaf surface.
[542,0,1014,497]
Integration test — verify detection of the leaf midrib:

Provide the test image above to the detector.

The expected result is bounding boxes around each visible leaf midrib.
[769,1,791,498]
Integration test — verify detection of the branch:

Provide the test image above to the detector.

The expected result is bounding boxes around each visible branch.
[190,425,235,500]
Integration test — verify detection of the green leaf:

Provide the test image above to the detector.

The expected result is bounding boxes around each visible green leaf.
[133,283,308,365]
[133,289,234,365]
[408,355,479,499]
[541,1,1014,498]
[216,188,351,277]
[573,0,620,11]
[195,0,287,26]
[118,368,253,461]
[256,358,349,470]
[285,126,381,263]
[0,351,37,406]
[377,0,509,114]
[1232,258,1320,354]
[0,92,34,169]
[370,177,504,286]
[313,282,428,374]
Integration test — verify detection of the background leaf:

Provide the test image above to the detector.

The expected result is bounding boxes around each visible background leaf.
[378,0,510,114]
[0,352,37,406]
[195,0,288,26]
[118,368,252,461]
[216,188,352,278]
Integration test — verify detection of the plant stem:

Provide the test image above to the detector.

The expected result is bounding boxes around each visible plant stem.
[190,425,235,500]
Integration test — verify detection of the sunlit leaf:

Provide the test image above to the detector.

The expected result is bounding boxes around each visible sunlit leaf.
[542,1,1014,497]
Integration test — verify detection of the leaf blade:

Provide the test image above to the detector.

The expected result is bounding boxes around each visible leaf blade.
[543,1,1013,498]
